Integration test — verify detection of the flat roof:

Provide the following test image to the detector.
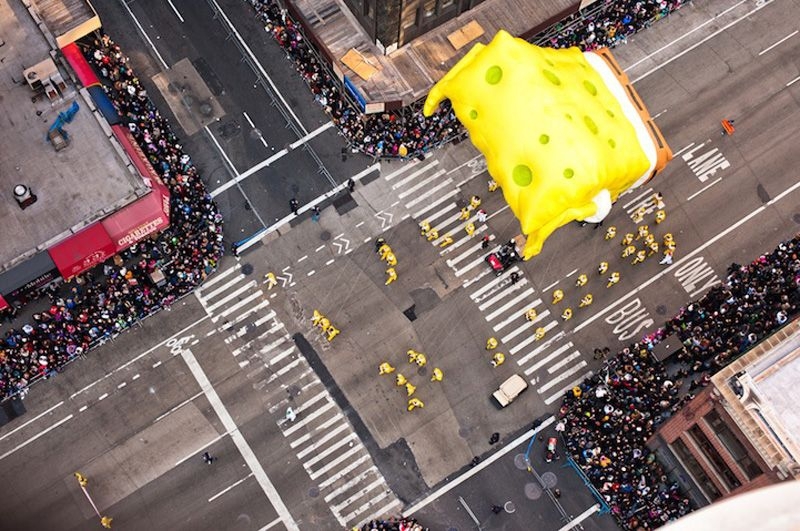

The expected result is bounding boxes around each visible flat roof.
[291,0,576,107]
[0,0,146,274]
[30,0,96,38]
[752,333,800,454]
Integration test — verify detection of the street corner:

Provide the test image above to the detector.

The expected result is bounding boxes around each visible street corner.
[404,407,474,487]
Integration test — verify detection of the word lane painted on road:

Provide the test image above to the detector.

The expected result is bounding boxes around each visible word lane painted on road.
[605,299,654,342]
[682,142,730,182]
[674,256,721,298]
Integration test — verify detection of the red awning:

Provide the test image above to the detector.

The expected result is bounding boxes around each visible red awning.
[60,43,101,88]
[48,223,117,279]
[102,192,170,252]
[0,294,9,312]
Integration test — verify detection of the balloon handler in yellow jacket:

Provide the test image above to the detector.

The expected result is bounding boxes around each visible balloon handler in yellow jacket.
[424,30,671,260]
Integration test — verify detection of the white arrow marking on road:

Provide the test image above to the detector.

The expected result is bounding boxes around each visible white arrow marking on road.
[375,211,394,229]
[277,266,293,287]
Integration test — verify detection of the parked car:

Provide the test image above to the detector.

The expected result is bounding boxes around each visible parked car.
[493,374,529,407]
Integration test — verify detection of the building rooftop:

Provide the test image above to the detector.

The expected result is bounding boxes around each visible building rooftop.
[0,0,146,273]
[291,0,574,108]
[711,318,800,479]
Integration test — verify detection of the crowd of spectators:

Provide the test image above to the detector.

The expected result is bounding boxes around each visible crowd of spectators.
[356,516,426,531]
[559,233,800,530]
[247,0,688,160]
[0,34,223,400]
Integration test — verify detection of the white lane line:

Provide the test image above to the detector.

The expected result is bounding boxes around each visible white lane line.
[204,126,240,175]
[440,226,487,254]
[207,280,258,313]
[0,401,63,443]
[514,330,565,360]
[181,348,298,529]
[268,346,296,366]
[361,500,403,528]
[208,473,254,503]
[218,300,270,329]
[672,142,696,158]
[318,453,370,488]
[201,273,246,304]
[288,121,334,150]
[687,177,723,201]
[290,412,345,449]
[631,0,775,83]
[304,433,358,468]
[258,516,283,531]
[98,393,108,401]
[166,0,185,22]
[412,188,458,218]
[215,292,266,324]
[341,489,392,527]
[225,311,276,342]
[500,310,550,342]
[153,391,204,423]
[117,382,127,389]
[267,358,303,382]
[454,252,493,278]
[404,178,453,210]
[574,177,800,335]
[307,270,316,277]
[325,259,335,266]
[758,30,797,55]
[355,221,365,228]
[484,287,534,321]
[296,423,350,459]
[79,405,88,413]
[447,240,488,266]
[309,445,362,480]
[398,170,447,199]
[120,0,169,69]
[232,323,285,357]
[243,111,256,128]
[537,361,589,392]
[545,371,594,405]
[298,256,308,263]
[383,160,421,181]
[201,262,241,289]
[132,374,140,380]
[787,75,800,87]
[525,343,574,374]
[547,350,582,374]
[493,302,541,333]
[404,417,555,517]
[470,266,518,300]
[323,466,378,502]
[391,161,440,190]
[283,401,335,436]
[478,279,529,311]
[622,187,654,209]
[0,415,74,461]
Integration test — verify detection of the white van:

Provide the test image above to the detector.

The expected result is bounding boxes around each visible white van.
[493,374,528,407]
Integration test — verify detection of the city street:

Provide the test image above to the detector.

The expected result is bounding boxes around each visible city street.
[1,0,799,530]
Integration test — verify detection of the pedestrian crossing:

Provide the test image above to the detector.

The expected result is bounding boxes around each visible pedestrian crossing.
[194,265,401,528]
[386,156,594,407]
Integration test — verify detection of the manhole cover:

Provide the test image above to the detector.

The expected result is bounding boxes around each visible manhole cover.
[199,102,213,116]
[524,482,542,500]
[541,471,558,488]
[458,426,471,438]
[656,304,667,315]
[320,230,331,241]
[241,263,254,275]
[417,366,428,377]
[513,453,530,470]
[308,486,319,498]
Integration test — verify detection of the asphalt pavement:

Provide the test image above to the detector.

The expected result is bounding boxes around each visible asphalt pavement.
[1,0,800,530]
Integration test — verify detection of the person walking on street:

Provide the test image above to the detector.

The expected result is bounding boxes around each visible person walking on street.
[561,307,573,320]
[552,289,564,304]
[289,198,300,215]
[385,267,398,285]
[459,207,471,221]
[491,352,505,367]
[534,327,546,341]
[379,362,395,375]
[579,294,593,308]
[598,261,609,275]
[407,398,424,411]
[311,205,320,222]
[476,209,488,223]
[202,452,216,465]
[491,505,503,514]
[575,273,588,287]
[604,226,617,240]
[431,368,444,382]
[489,432,500,444]
[439,234,454,247]
[486,337,498,350]
[607,271,620,288]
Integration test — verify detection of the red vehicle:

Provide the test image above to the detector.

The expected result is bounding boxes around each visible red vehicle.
[485,239,521,275]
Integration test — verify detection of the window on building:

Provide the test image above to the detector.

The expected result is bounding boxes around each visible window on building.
[670,438,723,501]
[441,0,455,7]
[688,425,742,491]
[704,410,763,480]
[423,0,437,17]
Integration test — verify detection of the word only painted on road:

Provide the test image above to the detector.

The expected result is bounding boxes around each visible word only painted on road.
[166,335,195,356]
[605,298,654,342]
[682,142,730,182]
[674,256,721,298]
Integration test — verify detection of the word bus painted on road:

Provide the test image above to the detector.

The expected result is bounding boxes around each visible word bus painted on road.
[674,256,721,298]
[605,298,654,342]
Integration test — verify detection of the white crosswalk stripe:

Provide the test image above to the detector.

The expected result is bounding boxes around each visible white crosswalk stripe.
[195,270,399,529]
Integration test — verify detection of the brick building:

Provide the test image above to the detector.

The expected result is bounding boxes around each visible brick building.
[648,318,800,508]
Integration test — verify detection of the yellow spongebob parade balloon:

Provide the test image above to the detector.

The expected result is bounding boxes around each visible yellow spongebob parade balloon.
[424,30,671,259]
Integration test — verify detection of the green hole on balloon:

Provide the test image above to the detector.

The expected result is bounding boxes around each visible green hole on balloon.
[543,69,561,85]
[584,116,598,134]
[608,138,617,148]
[583,80,597,96]
[563,168,574,179]
[606,109,615,118]
[546,59,555,67]
[565,114,573,121]
[539,134,550,144]
[512,165,533,187]
[469,109,478,120]
[485,66,503,85]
